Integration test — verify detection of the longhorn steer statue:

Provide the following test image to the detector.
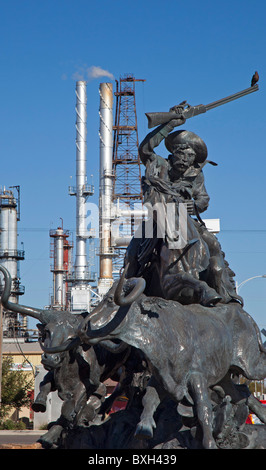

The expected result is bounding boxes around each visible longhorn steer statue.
[73,267,266,449]
[0,264,139,448]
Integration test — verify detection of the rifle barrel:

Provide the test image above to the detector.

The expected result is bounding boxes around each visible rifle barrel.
[206,84,259,111]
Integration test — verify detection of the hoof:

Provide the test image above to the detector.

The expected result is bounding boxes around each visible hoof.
[32,401,46,413]
[201,293,222,307]
[38,425,63,449]
[38,437,54,449]
[134,423,154,440]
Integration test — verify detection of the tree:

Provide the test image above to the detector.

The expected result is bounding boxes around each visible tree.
[0,356,33,423]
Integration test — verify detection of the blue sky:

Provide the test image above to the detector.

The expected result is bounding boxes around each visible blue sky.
[1,0,266,330]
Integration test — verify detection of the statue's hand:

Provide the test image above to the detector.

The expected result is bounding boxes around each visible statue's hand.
[169,102,186,113]
[169,115,186,128]
[168,103,186,127]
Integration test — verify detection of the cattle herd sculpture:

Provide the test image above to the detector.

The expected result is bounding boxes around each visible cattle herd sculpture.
[1,78,266,449]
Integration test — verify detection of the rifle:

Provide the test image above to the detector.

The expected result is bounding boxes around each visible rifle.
[145,82,259,129]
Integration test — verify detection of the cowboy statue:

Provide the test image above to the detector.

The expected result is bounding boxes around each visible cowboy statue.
[125,113,243,307]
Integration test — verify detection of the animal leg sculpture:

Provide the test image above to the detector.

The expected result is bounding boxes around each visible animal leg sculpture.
[188,372,217,449]
[32,371,54,413]
[81,383,106,423]
[38,425,64,449]
[162,272,221,306]
[217,373,266,425]
[247,394,266,423]
[135,377,162,439]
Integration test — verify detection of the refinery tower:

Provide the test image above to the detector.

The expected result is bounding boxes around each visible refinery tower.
[50,77,145,309]
[0,186,26,336]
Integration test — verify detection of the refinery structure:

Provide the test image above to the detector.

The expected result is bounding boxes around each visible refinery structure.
[0,186,26,336]
[0,74,221,339]
[0,74,146,337]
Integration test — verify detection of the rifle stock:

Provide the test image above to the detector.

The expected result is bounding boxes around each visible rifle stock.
[145,111,179,128]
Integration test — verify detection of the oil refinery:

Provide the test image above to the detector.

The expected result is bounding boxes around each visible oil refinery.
[0,74,146,338]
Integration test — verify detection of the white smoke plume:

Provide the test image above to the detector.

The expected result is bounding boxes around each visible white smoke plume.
[87,66,114,80]
[71,65,114,81]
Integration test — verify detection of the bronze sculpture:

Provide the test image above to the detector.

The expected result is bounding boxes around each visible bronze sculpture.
[0,76,265,449]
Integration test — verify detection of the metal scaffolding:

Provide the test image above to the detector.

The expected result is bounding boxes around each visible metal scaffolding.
[112,74,145,277]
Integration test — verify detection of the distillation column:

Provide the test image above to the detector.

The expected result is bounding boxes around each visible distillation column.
[50,226,72,310]
[0,187,25,335]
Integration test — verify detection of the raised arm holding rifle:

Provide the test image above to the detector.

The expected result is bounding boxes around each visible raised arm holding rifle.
[139,114,212,215]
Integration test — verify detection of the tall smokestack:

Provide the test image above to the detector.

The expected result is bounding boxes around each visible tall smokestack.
[75,81,89,282]
[68,81,94,312]
[98,82,114,296]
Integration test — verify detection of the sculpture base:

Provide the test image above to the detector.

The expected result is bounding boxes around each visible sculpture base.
[51,398,266,450]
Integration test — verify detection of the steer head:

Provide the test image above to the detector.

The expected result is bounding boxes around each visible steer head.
[37,312,83,370]
[0,264,82,367]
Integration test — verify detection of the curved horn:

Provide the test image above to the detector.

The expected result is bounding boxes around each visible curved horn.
[39,337,81,354]
[114,264,146,307]
[0,265,43,321]
[78,265,146,342]
[99,340,129,353]
[82,306,129,340]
